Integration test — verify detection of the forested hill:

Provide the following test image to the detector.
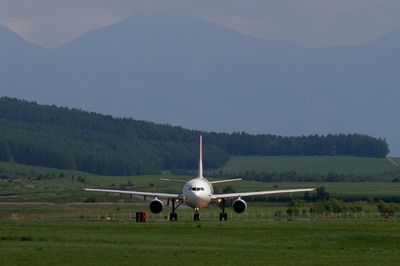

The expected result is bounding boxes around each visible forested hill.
[0,97,390,175]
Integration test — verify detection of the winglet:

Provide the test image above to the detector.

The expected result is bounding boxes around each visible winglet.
[199,135,203,178]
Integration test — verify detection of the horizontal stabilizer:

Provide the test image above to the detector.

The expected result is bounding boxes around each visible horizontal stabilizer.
[160,178,187,183]
[210,178,242,184]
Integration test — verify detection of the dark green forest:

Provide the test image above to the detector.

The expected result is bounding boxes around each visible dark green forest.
[0,97,390,175]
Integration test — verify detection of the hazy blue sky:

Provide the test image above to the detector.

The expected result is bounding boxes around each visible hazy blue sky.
[1,0,400,48]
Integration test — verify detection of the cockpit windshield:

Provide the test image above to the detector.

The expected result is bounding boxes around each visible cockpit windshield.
[191,187,204,191]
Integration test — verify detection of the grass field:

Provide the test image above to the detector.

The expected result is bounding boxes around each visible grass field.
[0,220,399,265]
[220,156,400,176]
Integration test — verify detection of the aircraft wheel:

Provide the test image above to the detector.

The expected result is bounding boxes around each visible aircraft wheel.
[220,213,228,221]
[170,213,178,221]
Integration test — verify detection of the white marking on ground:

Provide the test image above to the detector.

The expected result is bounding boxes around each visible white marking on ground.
[386,157,399,166]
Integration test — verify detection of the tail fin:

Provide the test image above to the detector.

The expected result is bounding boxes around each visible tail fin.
[199,135,203,178]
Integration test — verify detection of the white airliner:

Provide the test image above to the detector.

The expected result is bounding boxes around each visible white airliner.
[85,136,314,221]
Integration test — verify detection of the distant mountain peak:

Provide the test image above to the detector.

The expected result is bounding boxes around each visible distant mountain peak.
[366,28,400,49]
[0,24,46,53]
[0,24,23,40]
[59,14,300,52]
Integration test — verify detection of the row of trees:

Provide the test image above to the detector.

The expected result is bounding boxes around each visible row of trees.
[0,97,390,175]
[205,132,389,157]
[211,170,400,182]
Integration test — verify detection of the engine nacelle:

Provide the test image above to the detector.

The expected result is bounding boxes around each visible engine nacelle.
[232,198,247,214]
[149,199,163,214]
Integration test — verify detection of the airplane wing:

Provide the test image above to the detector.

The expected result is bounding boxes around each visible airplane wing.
[212,188,315,200]
[85,188,181,200]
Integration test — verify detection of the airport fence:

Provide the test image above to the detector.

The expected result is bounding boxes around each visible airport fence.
[4,210,400,222]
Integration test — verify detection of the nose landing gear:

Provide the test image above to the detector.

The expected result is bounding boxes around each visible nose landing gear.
[193,208,200,221]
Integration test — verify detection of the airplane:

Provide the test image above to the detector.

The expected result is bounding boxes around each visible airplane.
[85,136,315,221]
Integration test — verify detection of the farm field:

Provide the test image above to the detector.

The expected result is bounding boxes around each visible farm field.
[0,220,399,265]
[221,156,400,176]
[2,172,400,203]
[1,169,400,203]
[1,158,400,203]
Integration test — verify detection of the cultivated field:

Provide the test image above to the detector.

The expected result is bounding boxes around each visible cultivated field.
[221,156,400,176]
[1,172,400,203]
[1,158,400,202]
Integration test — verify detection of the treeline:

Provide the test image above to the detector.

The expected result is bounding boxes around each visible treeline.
[211,170,400,182]
[0,97,390,175]
[207,132,389,157]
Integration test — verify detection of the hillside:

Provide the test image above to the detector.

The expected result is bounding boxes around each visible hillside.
[0,97,389,175]
[0,14,399,154]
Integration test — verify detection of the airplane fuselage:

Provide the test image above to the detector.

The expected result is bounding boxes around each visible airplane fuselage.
[182,177,213,209]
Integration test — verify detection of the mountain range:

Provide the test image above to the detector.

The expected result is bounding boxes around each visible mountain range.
[0,15,399,154]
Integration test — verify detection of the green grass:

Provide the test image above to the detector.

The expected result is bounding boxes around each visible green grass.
[221,156,399,175]
[0,220,399,265]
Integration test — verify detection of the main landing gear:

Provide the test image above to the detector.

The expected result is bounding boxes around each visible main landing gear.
[219,199,228,221]
[169,198,182,221]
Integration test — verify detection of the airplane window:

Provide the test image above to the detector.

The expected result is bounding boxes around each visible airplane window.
[196,188,200,191]
[201,187,204,191]
[191,188,196,191]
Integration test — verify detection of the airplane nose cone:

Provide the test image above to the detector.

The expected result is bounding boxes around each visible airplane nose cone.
[195,191,211,202]
[186,190,211,208]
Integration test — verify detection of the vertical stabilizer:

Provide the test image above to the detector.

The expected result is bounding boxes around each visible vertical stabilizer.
[199,135,203,178]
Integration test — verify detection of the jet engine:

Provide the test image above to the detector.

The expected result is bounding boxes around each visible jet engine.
[149,199,163,214]
[232,198,247,213]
